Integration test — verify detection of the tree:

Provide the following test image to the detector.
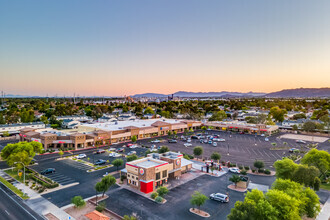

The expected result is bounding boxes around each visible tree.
[58,150,64,159]
[272,178,320,218]
[229,175,241,188]
[167,130,172,138]
[95,175,116,197]
[228,189,278,220]
[313,177,321,191]
[1,141,43,161]
[190,191,208,213]
[209,110,227,121]
[265,189,301,219]
[301,148,330,178]
[144,107,154,115]
[2,131,10,137]
[158,146,169,153]
[210,152,221,162]
[274,158,298,180]
[193,146,203,159]
[293,113,306,120]
[71,196,86,208]
[270,107,287,122]
[157,186,169,197]
[126,154,138,162]
[303,121,317,133]
[131,135,137,143]
[254,160,264,172]
[112,159,124,171]
[40,115,49,124]
[292,165,320,188]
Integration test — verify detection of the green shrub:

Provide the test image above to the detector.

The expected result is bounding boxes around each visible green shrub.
[264,169,271,175]
[252,169,256,173]
[120,175,127,181]
[240,169,247,175]
[244,166,250,170]
[155,196,163,203]
[157,186,169,197]
[151,192,158,199]
[258,169,264,173]
[239,166,243,170]
[72,196,86,208]
[95,201,106,212]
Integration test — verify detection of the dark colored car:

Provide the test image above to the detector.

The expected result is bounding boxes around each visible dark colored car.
[96,149,105,154]
[168,139,178,143]
[94,159,106,165]
[289,148,299,153]
[191,136,199,139]
[116,148,124,152]
[41,168,56,175]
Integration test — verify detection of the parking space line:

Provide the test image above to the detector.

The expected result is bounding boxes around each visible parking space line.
[263,150,271,158]
[257,150,264,157]
[275,152,283,159]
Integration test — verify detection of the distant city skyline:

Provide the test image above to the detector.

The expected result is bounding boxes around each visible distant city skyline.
[1,0,330,96]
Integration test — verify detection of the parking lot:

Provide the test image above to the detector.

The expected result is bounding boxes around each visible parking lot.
[30,145,147,206]
[136,130,314,168]
[104,172,275,220]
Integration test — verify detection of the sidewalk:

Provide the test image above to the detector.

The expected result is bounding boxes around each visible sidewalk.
[317,195,330,220]
[0,170,75,220]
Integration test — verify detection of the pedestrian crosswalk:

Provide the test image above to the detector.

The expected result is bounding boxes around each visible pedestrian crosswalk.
[33,167,76,186]
[61,159,92,171]
[43,172,76,186]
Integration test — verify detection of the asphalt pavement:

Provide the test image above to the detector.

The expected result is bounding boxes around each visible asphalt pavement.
[0,183,44,220]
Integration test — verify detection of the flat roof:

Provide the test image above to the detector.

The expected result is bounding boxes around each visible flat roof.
[80,119,184,131]
[128,157,168,168]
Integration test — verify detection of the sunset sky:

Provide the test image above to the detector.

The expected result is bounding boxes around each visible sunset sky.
[1,0,330,97]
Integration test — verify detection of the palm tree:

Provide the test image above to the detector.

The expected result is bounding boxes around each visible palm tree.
[229,175,241,188]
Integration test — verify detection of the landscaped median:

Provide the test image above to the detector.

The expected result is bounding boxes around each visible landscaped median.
[5,168,59,193]
[0,176,29,199]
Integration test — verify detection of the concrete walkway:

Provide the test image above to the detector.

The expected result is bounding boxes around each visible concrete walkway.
[317,195,330,220]
[0,170,75,220]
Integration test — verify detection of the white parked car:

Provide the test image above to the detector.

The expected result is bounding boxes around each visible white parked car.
[229,168,240,173]
[296,140,306,144]
[184,143,192,147]
[76,154,87,159]
[212,142,217,147]
[218,138,226,142]
[187,138,191,143]
[151,139,161,143]
[130,144,138,149]
[265,138,269,142]
[261,134,265,137]
[108,148,116,151]
[109,153,121,157]
[127,151,136,156]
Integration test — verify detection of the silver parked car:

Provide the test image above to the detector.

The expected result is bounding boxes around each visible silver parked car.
[210,193,229,203]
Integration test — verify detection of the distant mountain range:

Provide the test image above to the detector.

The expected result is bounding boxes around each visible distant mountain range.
[3,88,330,98]
[265,88,330,98]
[133,88,330,98]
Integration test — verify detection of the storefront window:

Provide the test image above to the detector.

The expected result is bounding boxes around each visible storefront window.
[156,172,160,180]
[162,170,167,178]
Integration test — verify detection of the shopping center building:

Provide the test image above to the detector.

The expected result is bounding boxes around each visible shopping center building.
[203,121,279,135]
[123,151,193,193]
[19,119,202,150]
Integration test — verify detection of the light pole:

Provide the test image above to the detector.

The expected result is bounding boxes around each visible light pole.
[227,144,229,156]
